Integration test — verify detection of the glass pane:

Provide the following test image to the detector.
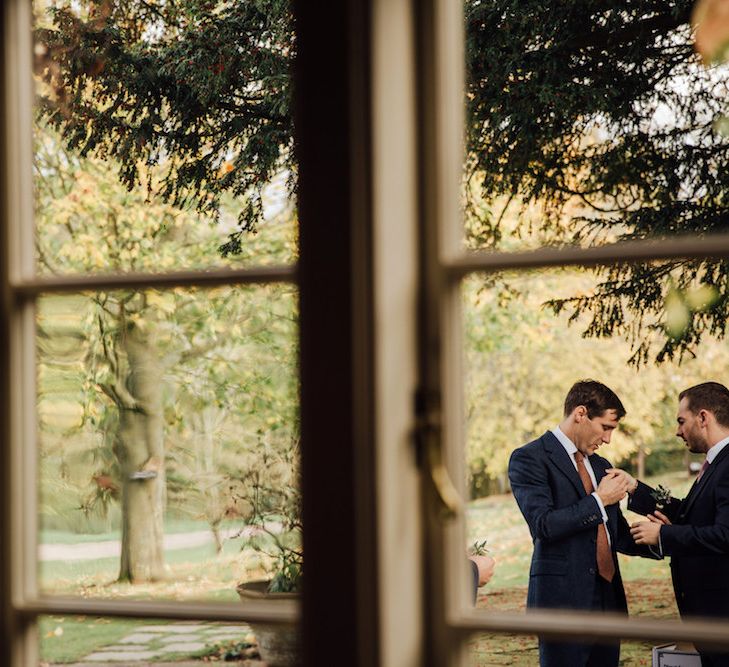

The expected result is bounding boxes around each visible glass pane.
[460,266,729,648]
[38,285,301,604]
[463,3,729,254]
[33,0,296,274]
[39,614,280,665]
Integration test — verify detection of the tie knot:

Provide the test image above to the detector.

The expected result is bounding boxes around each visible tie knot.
[574,451,584,462]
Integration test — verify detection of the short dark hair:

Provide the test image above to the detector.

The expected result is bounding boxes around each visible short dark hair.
[564,380,626,420]
[679,382,729,428]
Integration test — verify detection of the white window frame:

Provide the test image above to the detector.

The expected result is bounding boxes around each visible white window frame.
[5,0,729,665]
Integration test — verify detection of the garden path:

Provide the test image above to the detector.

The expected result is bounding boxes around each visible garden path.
[39,527,266,561]
[68,621,260,663]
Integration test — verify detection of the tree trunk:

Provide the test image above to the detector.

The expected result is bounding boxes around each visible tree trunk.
[118,323,166,582]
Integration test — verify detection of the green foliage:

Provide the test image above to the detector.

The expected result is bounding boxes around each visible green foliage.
[36,0,729,362]
[651,483,674,509]
[468,539,489,556]
[35,0,294,253]
[35,123,299,561]
[463,269,729,496]
[231,438,302,593]
[465,0,729,363]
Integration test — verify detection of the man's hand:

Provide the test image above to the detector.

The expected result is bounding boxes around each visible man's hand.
[630,520,662,545]
[469,554,496,587]
[605,467,638,494]
[648,510,672,526]
[596,471,630,506]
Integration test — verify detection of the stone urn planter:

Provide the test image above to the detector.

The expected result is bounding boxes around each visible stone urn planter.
[236,581,299,667]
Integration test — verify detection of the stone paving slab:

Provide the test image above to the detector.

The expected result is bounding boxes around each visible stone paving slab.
[118,634,161,644]
[158,634,202,643]
[155,642,207,653]
[84,650,159,661]
[141,624,210,633]
[77,621,256,664]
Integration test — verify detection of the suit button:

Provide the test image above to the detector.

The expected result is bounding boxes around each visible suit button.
[591,537,596,544]
[589,568,595,575]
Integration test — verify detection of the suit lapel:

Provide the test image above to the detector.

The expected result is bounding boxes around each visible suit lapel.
[680,445,729,518]
[543,431,585,497]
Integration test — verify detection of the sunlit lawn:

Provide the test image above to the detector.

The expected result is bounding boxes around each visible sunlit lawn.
[39,616,149,664]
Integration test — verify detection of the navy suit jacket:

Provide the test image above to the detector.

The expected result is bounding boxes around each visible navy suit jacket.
[629,444,729,619]
[509,431,652,612]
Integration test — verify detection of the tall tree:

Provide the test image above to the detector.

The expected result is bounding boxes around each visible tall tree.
[35,0,293,255]
[35,0,728,365]
[35,128,297,582]
[464,0,729,363]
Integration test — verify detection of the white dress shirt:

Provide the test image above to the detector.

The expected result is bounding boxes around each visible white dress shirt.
[552,427,610,534]
[707,435,729,464]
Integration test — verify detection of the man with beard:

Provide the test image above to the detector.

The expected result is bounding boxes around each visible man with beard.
[627,382,729,667]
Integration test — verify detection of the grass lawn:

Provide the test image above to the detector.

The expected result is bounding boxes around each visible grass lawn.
[39,518,241,545]
[39,616,149,664]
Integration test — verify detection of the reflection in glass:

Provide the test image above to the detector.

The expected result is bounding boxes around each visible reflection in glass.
[463,3,729,254]
[37,285,300,602]
[461,268,729,634]
[39,615,264,664]
[33,0,297,273]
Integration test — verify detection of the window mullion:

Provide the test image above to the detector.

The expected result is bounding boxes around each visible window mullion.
[15,596,299,624]
[449,608,729,649]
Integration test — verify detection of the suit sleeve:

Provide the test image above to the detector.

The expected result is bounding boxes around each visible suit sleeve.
[508,447,604,543]
[661,473,729,557]
[614,507,661,559]
[627,481,682,522]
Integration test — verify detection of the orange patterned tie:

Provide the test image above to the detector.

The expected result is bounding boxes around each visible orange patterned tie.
[574,451,615,582]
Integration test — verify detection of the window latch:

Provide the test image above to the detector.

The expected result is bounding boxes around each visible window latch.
[415,390,463,520]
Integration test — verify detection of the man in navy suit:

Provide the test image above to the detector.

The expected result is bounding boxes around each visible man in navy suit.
[628,382,729,667]
[509,380,655,667]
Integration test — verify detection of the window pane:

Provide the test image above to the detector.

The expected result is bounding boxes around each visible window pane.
[460,266,729,635]
[37,285,301,605]
[33,0,296,274]
[463,3,729,254]
[39,614,275,664]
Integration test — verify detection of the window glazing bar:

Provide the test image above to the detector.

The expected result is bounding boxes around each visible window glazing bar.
[449,609,729,648]
[11,265,298,297]
[446,233,729,276]
[15,596,299,624]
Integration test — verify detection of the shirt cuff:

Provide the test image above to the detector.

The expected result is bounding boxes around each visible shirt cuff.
[591,492,608,523]
[649,531,664,559]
